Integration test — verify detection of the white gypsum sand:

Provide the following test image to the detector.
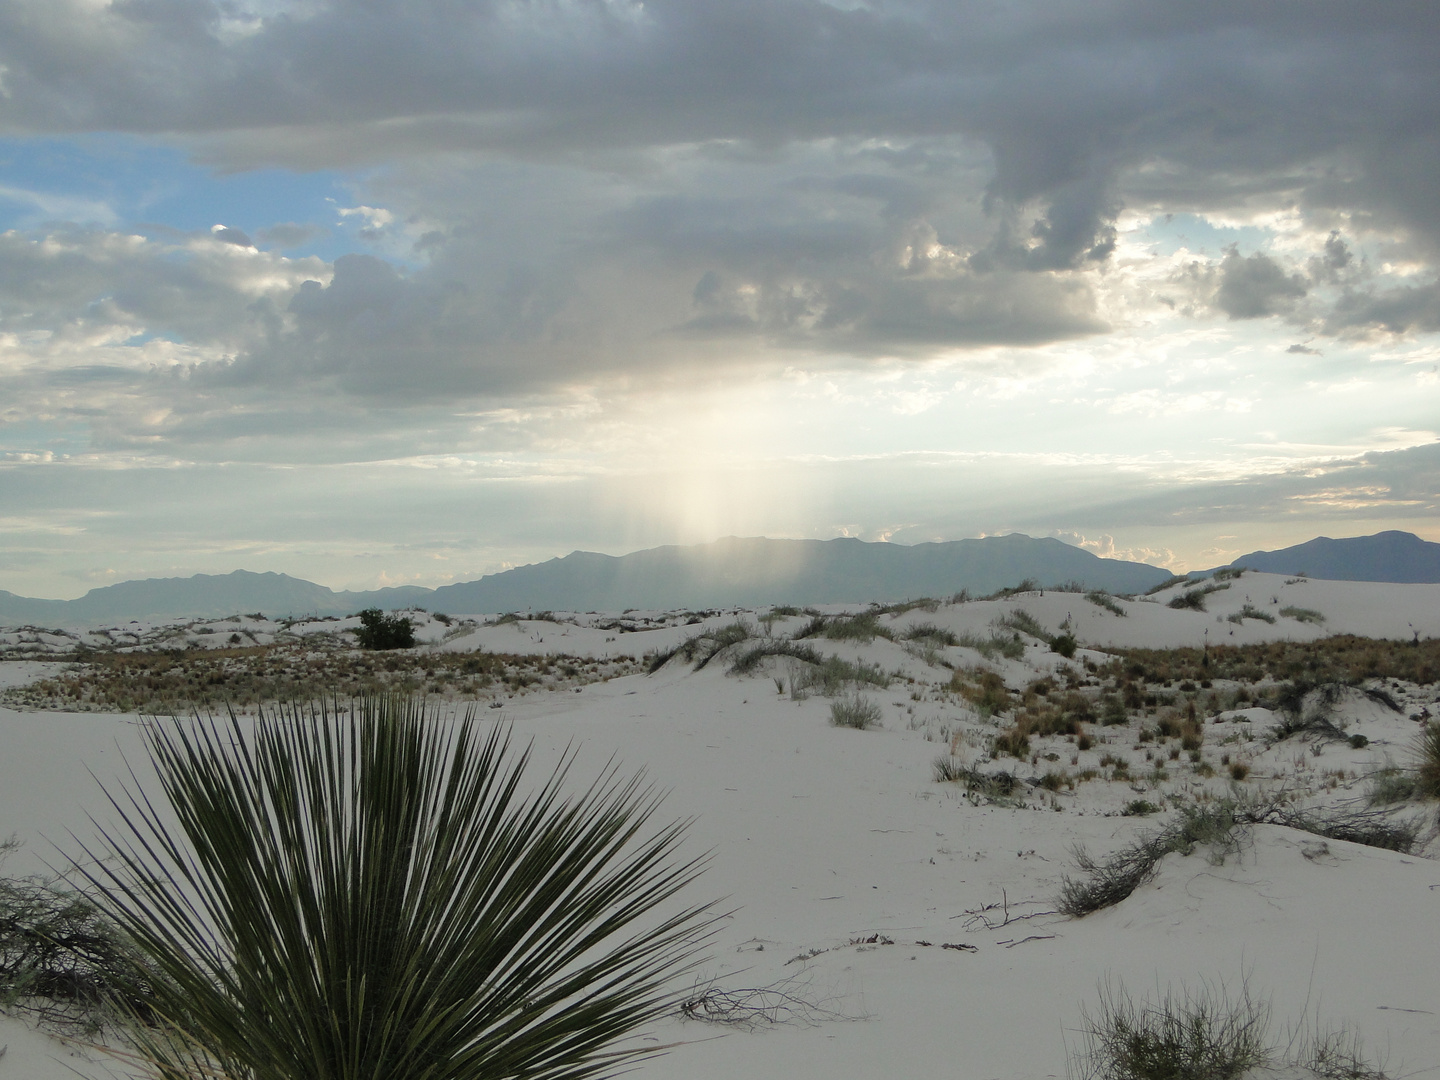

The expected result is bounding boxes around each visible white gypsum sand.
[1,572,1437,1079]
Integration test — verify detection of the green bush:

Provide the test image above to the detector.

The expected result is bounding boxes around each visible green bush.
[354,607,416,650]
[77,697,714,1080]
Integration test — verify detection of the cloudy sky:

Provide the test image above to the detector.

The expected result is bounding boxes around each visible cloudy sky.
[2,0,1438,598]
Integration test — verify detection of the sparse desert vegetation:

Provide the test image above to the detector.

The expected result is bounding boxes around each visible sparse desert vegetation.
[2,571,1438,1079]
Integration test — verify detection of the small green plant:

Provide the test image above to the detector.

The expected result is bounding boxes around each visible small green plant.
[1226,604,1276,625]
[1052,633,1078,658]
[1279,605,1326,624]
[354,608,416,650]
[830,693,882,730]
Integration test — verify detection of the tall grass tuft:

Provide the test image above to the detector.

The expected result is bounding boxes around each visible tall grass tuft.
[1070,980,1271,1080]
[76,696,714,1080]
[1416,721,1440,798]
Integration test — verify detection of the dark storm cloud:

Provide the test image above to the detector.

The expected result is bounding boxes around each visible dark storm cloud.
[1212,248,1308,320]
[4,2,1438,250]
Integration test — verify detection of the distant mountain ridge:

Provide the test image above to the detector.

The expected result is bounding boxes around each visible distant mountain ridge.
[0,534,1169,625]
[1225,530,1440,583]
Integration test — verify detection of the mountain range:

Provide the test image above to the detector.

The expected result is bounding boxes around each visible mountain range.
[2,533,1168,625]
[1225,529,1440,583]
[4,529,1435,627]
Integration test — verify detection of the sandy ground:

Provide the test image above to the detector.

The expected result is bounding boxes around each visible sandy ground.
[2,573,1438,1079]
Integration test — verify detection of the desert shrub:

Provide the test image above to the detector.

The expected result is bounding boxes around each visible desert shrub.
[692,621,752,669]
[932,756,969,783]
[792,614,831,639]
[1122,800,1160,817]
[992,726,1031,759]
[871,598,940,616]
[75,697,714,1080]
[1145,575,1191,596]
[1280,606,1326,625]
[653,621,751,671]
[791,655,891,696]
[982,578,1039,600]
[1212,567,1247,581]
[1167,583,1228,612]
[904,623,959,647]
[1100,694,1129,726]
[821,612,893,643]
[1251,805,1418,853]
[1271,682,1348,743]
[1058,803,1250,916]
[1098,636,1440,689]
[1061,798,1419,918]
[1226,604,1276,625]
[996,610,1048,640]
[1367,767,1418,805]
[953,631,1026,660]
[1086,591,1127,616]
[1052,633,1078,658]
[830,693,882,730]
[728,640,824,675]
[932,762,1022,803]
[769,605,802,617]
[1070,980,1271,1080]
[354,608,416,650]
[952,669,1013,716]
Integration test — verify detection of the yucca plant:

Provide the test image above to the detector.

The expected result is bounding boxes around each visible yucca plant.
[73,696,713,1080]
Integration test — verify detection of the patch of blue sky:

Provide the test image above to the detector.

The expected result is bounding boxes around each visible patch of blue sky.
[0,419,90,456]
[0,134,373,263]
[1133,212,1272,258]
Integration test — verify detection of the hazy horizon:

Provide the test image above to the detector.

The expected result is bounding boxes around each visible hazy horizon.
[2,3,1437,598]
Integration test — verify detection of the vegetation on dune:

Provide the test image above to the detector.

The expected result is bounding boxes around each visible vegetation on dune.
[3,646,639,713]
[74,696,715,1080]
[1070,979,1389,1080]
[1100,635,1440,687]
[1057,797,1419,918]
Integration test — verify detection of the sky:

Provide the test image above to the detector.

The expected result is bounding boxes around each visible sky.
[1,1,1438,599]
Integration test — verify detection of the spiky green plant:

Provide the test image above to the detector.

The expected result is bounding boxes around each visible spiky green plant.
[75,696,713,1080]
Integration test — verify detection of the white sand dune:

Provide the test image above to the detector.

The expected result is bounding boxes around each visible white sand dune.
[2,576,1437,1079]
